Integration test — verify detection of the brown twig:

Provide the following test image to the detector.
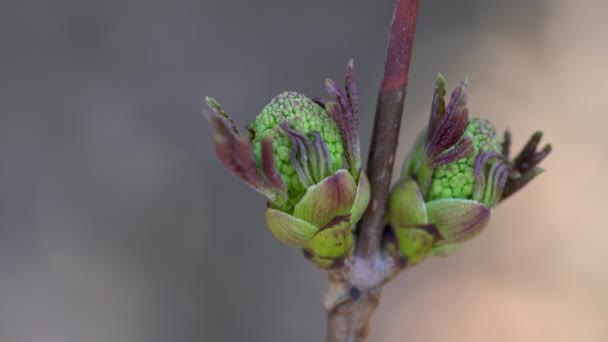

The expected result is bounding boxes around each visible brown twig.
[325,0,419,341]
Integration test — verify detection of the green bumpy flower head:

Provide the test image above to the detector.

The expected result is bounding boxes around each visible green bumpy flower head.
[206,61,370,269]
[386,75,551,267]
[250,92,344,204]
[427,119,501,201]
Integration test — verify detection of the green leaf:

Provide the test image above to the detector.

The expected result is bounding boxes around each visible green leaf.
[387,178,428,228]
[394,227,435,265]
[308,220,352,259]
[293,170,356,227]
[401,128,427,178]
[349,172,371,224]
[265,208,319,247]
[426,198,490,245]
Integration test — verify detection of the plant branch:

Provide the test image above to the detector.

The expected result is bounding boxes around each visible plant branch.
[356,0,419,259]
[325,0,420,341]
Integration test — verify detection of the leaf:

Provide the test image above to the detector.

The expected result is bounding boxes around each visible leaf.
[265,208,318,248]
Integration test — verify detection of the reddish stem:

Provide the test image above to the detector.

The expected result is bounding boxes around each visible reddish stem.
[356,0,419,259]
[325,0,420,341]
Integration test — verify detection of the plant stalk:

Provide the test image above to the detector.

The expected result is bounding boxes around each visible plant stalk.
[325,0,419,340]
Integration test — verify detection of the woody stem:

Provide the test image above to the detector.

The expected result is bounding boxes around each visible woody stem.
[325,0,420,341]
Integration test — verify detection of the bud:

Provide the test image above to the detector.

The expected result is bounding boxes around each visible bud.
[386,75,551,265]
[207,61,370,268]
[248,91,346,209]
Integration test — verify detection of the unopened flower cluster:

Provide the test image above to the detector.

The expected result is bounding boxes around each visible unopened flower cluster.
[206,64,550,269]
[207,61,369,268]
[386,75,551,265]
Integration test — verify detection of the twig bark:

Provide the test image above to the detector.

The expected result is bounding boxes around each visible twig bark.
[325,0,419,340]
[357,0,419,260]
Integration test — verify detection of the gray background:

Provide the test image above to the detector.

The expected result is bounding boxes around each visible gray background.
[1,0,606,341]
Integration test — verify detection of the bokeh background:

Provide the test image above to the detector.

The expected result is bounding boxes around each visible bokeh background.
[1,0,606,341]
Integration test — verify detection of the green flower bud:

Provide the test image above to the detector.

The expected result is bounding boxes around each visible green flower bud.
[249,92,345,207]
[207,61,370,269]
[266,169,369,268]
[386,75,551,266]
[427,119,501,203]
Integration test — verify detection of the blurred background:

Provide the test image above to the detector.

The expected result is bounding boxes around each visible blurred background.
[0,0,606,341]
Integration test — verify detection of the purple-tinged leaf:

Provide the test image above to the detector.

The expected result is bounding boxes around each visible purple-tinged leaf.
[206,97,276,198]
[445,79,468,122]
[431,136,474,167]
[489,162,511,206]
[501,128,512,159]
[212,134,242,180]
[234,137,274,198]
[261,138,284,191]
[427,74,446,139]
[473,151,502,201]
[426,81,470,157]
[312,132,332,180]
[325,61,362,173]
[205,97,240,138]
[325,100,357,173]
[482,161,501,205]
[345,60,359,122]
[471,151,510,207]
[281,122,314,186]
[501,167,545,201]
[513,131,552,174]
[426,199,490,245]
[325,78,350,117]
[500,131,551,202]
